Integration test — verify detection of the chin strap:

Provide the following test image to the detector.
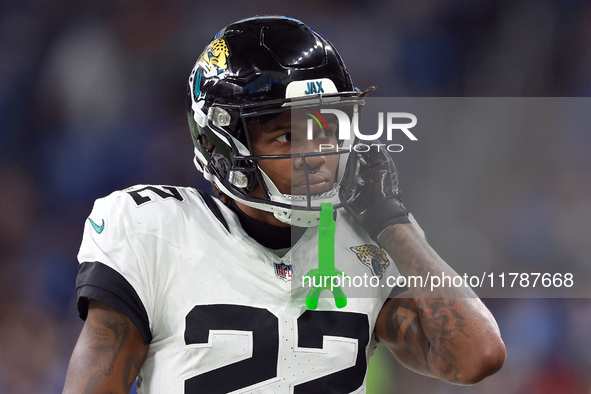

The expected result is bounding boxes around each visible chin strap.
[304,203,348,309]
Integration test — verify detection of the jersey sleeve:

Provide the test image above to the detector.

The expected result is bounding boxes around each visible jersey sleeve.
[76,191,152,345]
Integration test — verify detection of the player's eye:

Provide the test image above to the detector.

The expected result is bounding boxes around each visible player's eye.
[276,133,291,143]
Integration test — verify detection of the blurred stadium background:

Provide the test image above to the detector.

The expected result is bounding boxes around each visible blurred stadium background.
[1,0,591,392]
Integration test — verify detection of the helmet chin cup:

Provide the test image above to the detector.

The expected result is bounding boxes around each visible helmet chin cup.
[260,168,340,227]
[270,191,339,227]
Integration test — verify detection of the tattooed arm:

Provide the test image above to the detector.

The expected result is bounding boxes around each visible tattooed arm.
[375,223,506,385]
[62,300,148,394]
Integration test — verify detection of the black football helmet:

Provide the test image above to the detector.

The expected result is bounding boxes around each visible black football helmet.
[186,16,363,226]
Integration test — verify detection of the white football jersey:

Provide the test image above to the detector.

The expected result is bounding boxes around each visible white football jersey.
[77,185,405,394]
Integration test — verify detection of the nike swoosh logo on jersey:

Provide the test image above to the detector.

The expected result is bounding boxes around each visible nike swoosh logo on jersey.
[89,218,105,234]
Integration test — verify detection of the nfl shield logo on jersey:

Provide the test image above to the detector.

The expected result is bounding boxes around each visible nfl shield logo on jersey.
[274,263,293,281]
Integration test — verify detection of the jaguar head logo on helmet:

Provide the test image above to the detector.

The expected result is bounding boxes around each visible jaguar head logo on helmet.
[198,38,230,76]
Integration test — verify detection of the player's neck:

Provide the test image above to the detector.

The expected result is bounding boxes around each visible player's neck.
[234,200,290,228]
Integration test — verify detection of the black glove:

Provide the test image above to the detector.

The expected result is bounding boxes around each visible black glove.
[339,144,410,242]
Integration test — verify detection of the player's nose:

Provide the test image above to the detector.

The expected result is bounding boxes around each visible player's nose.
[294,153,326,171]
[292,137,327,170]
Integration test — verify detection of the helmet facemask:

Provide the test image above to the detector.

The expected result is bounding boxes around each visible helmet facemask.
[191,95,364,226]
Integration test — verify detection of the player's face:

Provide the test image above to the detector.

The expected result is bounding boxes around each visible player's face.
[248,111,339,196]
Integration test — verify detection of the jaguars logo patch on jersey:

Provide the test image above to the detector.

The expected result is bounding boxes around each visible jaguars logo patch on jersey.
[349,245,390,279]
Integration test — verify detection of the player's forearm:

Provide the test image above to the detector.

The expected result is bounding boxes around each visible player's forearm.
[62,300,147,394]
[378,223,506,384]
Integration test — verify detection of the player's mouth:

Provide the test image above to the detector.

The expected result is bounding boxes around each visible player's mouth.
[291,174,334,195]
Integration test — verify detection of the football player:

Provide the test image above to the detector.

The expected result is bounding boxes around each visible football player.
[62,16,505,394]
